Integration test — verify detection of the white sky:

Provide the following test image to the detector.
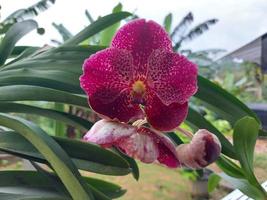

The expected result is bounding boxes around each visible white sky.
[1,0,267,53]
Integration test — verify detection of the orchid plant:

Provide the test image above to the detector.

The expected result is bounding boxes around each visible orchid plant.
[0,6,266,200]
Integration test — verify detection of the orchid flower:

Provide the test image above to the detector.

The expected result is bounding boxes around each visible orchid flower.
[80,19,221,168]
[80,19,198,131]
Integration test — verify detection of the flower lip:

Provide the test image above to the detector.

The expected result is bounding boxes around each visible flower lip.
[130,79,147,105]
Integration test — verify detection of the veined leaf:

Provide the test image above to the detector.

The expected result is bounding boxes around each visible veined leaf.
[0,20,38,66]
[63,12,131,46]
[233,117,259,181]
[0,114,94,200]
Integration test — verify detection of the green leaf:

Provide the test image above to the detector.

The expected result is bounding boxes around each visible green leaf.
[113,148,139,180]
[233,117,259,180]
[0,170,126,199]
[0,20,38,66]
[0,131,131,175]
[10,46,37,57]
[186,107,236,159]
[195,76,260,125]
[216,155,244,178]
[0,102,92,131]
[0,85,88,107]
[54,103,66,137]
[0,69,82,93]
[100,3,123,46]
[63,12,131,46]
[84,177,126,198]
[3,45,104,73]
[208,173,221,193]
[163,13,172,33]
[0,171,70,199]
[166,132,183,145]
[219,173,267,200]
[0,114,94,200]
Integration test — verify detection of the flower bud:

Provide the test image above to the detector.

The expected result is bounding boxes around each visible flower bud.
[176,129,221,169]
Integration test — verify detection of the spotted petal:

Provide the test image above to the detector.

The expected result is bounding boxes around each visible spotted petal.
[83,120,179,167]
[111,19,172,76]
[141,128,180,168]
[83,119,136,147]
[145,91,188,131]
[147,49,198,105]
[80,48,143,122]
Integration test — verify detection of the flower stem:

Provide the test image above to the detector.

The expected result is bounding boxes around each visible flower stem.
[132,118,147,128]
[176,127,194,139]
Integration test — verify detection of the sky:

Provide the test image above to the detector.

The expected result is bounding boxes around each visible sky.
[1,0,267,53]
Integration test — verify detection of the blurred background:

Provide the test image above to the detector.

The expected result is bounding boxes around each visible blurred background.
[0,1,267,199]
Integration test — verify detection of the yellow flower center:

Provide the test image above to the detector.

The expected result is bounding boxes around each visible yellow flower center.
[132,80,146,94]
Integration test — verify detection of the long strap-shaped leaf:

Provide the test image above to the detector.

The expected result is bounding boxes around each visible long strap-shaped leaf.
[0,85,88,107]
[196,76,260,125]
[0,20,38,66]
[0,171,126,199]
[2,46,104,72]
[0,131,131,175]
[0,69,83,94]
[0,113,94,200]
[0,102,92,131]
[63,12,131,46]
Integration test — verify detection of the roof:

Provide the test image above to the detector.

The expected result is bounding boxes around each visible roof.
[220,33,267,73]
[221,33,266,64]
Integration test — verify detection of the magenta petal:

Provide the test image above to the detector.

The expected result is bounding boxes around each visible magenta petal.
[84,121,179,167]
[89,89,144,123]
[118,129,159,163]
[83,119,136,147]
[118,127,179,167]
[80,48,133,104]
[80,48,143,122]
[150,129,180,168]
[145,92,188,131]
[147,49,198,105]
[111,19,172,76]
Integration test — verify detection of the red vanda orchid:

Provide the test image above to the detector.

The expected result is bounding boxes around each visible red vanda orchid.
[80,19,221,168]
